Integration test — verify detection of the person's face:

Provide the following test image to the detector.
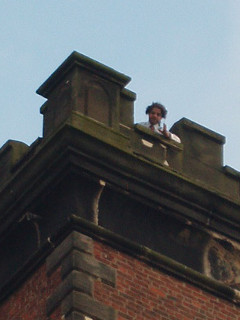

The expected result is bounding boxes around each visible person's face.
[148,107,162,125]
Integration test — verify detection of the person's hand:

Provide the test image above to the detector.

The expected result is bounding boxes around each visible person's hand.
[160,123,170,138]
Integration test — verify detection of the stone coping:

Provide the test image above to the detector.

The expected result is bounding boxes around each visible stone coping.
[37,51,131,98]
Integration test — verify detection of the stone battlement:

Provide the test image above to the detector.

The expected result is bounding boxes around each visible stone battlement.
[1,52,240,304]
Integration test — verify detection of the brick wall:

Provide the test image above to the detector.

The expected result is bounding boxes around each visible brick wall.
[0,264,61,320]
[1,230,240,320]
[94,241,240,320]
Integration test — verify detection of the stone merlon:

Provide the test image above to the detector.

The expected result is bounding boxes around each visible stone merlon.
[1,51,240,299]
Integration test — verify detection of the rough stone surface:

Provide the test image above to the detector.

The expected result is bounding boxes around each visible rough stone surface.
[46,270,93,315]
[47,231,93,275]
[61,250,116,286]
[62,291,117,320]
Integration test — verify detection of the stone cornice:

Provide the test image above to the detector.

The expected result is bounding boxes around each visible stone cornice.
[0,118,240,242]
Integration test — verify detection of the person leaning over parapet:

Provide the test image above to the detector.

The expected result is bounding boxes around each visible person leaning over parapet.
[138,102,181,143]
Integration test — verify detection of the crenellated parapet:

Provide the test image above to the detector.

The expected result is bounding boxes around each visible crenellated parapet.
[1,51,240,309]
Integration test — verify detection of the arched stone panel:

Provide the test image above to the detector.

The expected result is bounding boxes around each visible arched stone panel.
[85,81,111,126]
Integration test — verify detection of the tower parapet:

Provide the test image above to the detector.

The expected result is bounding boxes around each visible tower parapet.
[1,51,240,319]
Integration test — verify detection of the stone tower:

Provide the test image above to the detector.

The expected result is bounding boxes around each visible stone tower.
[1,51,240,319]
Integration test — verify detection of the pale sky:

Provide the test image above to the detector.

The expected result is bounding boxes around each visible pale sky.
[1,1,240,170]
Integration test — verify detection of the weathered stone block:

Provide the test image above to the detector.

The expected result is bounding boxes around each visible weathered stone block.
[46,231,93,275]
[47,270,93,315]
[62,291,117,320]
[61,250,116,286]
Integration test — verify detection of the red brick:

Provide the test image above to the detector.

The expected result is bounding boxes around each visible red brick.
[93,241,240,320]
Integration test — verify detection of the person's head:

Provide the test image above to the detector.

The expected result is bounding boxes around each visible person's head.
[145,102,167,125]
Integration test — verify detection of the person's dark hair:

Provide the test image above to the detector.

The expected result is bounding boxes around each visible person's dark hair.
[145,102,167,119]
